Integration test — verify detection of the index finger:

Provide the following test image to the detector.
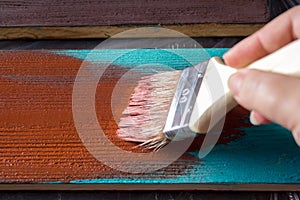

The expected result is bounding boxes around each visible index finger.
[223,6,300,68]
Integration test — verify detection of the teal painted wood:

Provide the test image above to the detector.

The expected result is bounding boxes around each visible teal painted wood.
[55,48,227,71]
[54,49,300,184]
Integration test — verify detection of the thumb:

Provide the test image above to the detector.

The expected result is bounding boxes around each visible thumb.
[228,69,300,146]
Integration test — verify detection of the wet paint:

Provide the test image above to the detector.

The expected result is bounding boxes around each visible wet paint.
[0,49,299,186]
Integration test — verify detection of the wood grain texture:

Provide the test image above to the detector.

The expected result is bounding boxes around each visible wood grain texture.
[0,50,232,183]
[0,24,264,39]
[0,49,300,190]
[0,0,268,27]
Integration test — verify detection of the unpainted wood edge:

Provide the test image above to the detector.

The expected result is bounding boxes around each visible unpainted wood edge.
[0,184,298,191]
[0,24,264,39]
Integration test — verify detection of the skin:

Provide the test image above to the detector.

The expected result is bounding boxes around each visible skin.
[223,6,300,146]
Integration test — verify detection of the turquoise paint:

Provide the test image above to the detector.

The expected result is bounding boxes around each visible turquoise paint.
[55,48,228,71]
[69,124,300,184]
[188,123,300,183]
[52,49,300,184]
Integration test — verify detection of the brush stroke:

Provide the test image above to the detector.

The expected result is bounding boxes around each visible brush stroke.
[70,123,300,184]
[56,49,300,184]
[0,50,299,186]
[55,48,228,70]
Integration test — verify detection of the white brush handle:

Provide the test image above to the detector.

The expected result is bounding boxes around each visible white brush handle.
[247,40,300,76]
[189,39,300,133]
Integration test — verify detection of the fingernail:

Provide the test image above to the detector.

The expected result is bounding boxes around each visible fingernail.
[250,111,261,126]
[291,129,300,147]
[222,51,231,63]
[228,72,244,96]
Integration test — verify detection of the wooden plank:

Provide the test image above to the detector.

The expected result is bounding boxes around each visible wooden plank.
[0,49,299,190]
[0,0,268,27]
[0,24,264,39]
[0,184,299,191]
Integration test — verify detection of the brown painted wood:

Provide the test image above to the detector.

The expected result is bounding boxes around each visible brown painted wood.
[0,50,252,186]
[0,24,264,39]
[1,50,298,191]
[0,0,268,27]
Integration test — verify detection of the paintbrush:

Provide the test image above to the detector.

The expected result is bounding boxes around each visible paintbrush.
[117,39,300,150]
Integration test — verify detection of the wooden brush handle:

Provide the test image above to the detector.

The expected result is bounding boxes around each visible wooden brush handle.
[189,39,300,134]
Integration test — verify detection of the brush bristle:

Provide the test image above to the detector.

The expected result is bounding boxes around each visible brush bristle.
[117,70,182,149]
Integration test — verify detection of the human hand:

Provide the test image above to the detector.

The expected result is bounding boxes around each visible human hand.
[223,6,300,145]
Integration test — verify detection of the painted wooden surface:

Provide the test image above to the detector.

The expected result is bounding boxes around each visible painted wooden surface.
[0,0,268,26]
[0,49,300,190]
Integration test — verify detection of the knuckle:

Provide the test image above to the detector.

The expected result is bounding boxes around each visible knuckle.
[289,5,300,14]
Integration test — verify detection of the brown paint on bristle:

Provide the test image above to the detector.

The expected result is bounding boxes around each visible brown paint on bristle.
[117,70,182,149]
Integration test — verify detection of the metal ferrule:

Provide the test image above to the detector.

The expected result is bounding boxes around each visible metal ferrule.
[162,60,208,141]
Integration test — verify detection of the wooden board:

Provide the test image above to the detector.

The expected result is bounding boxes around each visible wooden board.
[0,49,300,191]
[0,0,268,39]
[0,0,268,26]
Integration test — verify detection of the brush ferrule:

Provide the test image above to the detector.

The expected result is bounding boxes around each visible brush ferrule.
[163,60,208,141]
